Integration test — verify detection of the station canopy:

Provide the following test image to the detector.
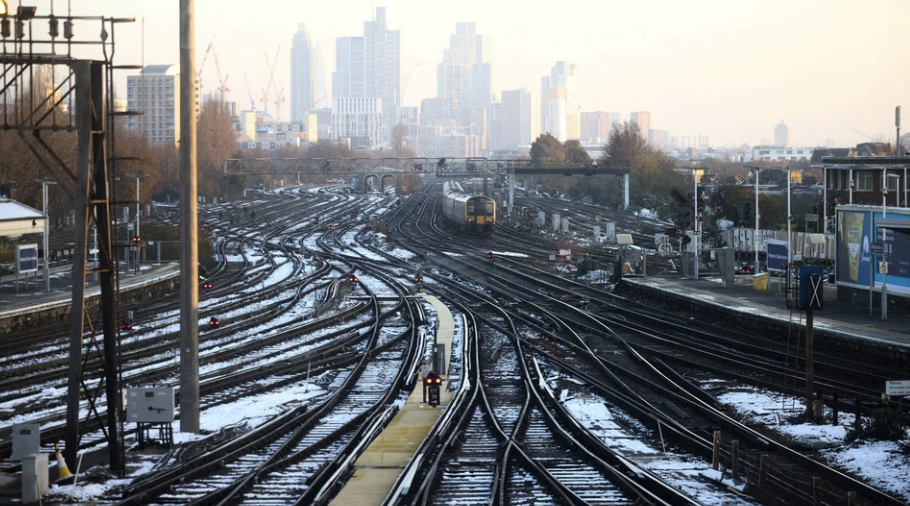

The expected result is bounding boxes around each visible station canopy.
[0,200,45,239]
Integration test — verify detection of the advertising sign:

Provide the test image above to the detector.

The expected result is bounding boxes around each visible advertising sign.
[876,220,910,280]
[15,243,38,274]
[836,210,872,287]
[766,239,788,272]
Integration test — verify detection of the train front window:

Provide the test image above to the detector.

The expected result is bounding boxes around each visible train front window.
[467,201,475,214]
[485,201,494,215]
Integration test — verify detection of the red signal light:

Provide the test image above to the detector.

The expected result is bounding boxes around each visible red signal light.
[209,316,220,328]
[120,320,132,331]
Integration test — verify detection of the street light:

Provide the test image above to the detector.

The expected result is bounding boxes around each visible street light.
[34,179,56,292]
[0,1,8,17]
[126,173,149,268]
[744,166,764,273]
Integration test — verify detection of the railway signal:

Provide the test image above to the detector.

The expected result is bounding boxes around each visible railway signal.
[414,272,424,284]
[424,371,442,407]
[328,225,336,231]
[208,316,220,329]
[131,235,142,245]
[120,320,132,331]
[348,275,358,285]
[488,252,496,264]
[202,280,213,290]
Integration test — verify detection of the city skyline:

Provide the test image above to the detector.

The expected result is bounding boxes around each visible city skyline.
[81,0,909,147]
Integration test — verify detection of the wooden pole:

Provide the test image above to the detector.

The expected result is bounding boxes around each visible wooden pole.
[712,431,721,470]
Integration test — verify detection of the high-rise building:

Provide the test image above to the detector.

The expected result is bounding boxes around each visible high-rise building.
[630,111,652,139]
[332,97,383,148]
[332,6,400,147]
[333,37,366,100]
[126,64,199,146]
[364,7,400,142]
[437,22,494,110]
[540,61,579,140]
[648,129,670,150]
[580,111,612,143]
[774,120,790,147]
[418,97,482,157]
[436,22,493,150]
[291,24,315,122]
[609,112,621,128]
[501,88,535,149]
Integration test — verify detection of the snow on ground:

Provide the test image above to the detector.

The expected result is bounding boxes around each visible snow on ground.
[560,389,756,506]
[192,382,327,434]
[713,384,910,501]
[490,250,530,258]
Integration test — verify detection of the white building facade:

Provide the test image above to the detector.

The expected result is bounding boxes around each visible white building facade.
[126,64,199,145]
[332,97,383,148]
[744,146,813,162]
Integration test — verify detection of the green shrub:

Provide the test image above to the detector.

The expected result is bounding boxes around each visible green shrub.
[845,408,907,442]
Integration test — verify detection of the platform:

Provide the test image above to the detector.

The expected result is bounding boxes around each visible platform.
[331,296,457,506]
[0,263,179,320]
[421,294,455,375]
[619,276,910,351]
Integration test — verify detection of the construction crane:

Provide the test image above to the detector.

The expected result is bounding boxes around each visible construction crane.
[263,47,282,123]
[211,42,230,98]
[197,35,217,92]
[243,74,256,111]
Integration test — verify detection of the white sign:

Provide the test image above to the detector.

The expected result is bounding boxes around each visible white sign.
[559,249,571,256]
[658,242,673,257]
[885,380,910,397]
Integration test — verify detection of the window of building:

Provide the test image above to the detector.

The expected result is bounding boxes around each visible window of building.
[857,172,874,191]
[886,173,900,191]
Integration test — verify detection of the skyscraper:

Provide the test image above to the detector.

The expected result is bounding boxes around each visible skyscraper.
[333,37,365,99]
[502,88,535,149]
[364,7,400,141]
[774,120,790,147]
[541,61,579,140]
[437,22,494,111]
[630,111,652,139]
[332,6,400,146]
[291,24,315,122]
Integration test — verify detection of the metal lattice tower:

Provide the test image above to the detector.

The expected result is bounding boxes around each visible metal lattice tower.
[0,1,139,474]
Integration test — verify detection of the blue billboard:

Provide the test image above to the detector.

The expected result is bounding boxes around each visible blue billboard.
[872,212,910,295]
[16,243,38,274]
[766,240,788,272]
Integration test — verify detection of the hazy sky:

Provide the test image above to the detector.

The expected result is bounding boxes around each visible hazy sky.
[73,0,910,147]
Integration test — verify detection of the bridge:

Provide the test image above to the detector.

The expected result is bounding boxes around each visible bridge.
[222,157,632,209]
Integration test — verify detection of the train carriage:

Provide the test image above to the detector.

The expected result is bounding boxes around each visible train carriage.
[441,181,496,236]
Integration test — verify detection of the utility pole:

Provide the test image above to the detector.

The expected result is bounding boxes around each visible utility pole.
[805,307,815,420]
[180,0,201,433]
[897,106,902,157]
[693,168,699,279]
[754,167,760,273]
[35,179,57,292]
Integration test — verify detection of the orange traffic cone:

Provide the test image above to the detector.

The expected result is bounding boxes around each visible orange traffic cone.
[54,443,72,479]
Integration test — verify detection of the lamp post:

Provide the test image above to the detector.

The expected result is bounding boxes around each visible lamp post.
[126,173,149,268]
[34,179,57,292]
[787,165,792,266]
[692,167,699,279]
